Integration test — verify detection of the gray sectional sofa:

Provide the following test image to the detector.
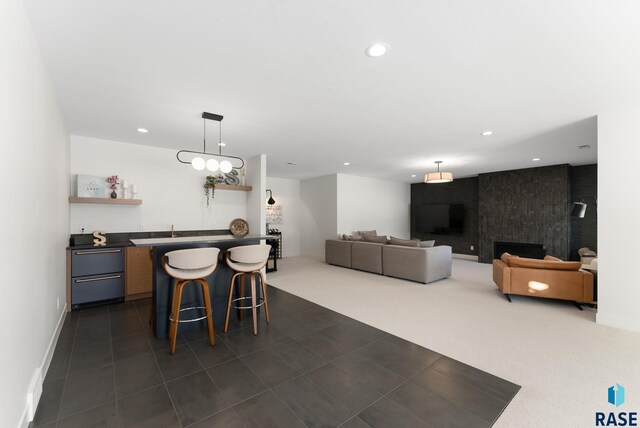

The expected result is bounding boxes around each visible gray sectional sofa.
[325,239,452,284]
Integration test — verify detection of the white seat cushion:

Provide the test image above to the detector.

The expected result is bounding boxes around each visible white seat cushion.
[163,247,220,279]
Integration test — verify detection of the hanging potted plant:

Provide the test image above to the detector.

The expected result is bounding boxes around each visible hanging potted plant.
[204,175,216,206]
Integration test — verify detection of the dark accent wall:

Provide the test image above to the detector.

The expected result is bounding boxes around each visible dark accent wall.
[410,177,479,256]
[570,164,597,260]
[410,163,597,263]
[478,164,570,263]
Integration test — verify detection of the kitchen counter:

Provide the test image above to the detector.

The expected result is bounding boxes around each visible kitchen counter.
[130,234,274,247]
[68,228,241,249]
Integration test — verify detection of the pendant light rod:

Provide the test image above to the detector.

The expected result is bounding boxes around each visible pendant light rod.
[201,111,223,154]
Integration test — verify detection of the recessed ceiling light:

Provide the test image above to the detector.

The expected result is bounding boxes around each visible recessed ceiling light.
[532,158,541,162]
[481,131,493,136]
[411,174,417,178]
[137,128,149,133]
[218,142,226,147]
[365,43,389,58]
[343,162,351,166]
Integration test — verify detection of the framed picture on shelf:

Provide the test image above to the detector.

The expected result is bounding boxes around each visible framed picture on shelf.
[76,174,107,198]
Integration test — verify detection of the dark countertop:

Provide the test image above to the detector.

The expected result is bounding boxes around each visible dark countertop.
[130,234,275,247]
[68,229,279,250]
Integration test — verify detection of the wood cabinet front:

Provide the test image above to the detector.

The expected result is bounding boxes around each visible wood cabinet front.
[125,247,152,299]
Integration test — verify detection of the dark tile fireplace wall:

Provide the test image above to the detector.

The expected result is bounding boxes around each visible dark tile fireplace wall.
[570,164,598,260]
[478,164,570,263]
[410,177,479,256]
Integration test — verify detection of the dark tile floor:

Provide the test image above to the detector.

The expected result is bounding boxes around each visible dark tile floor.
[33,286,519,427]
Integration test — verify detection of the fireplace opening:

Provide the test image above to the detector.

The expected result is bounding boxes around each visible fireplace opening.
[494,241,546,260]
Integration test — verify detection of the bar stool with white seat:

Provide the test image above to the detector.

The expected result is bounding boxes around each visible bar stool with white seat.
[163,247,220,354]
[224,244,271,335]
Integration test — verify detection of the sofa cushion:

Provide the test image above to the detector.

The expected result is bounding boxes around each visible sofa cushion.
[389,236,419,247]
[362,233,388,244]
[419,240,435,248]
[351,241,384,274]
[509,257,582,271]
[357,230,377,237]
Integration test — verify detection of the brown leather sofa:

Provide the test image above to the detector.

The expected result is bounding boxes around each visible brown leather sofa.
[493,253,594,305]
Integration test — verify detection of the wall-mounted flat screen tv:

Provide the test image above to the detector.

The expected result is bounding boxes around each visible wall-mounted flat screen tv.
[412,204,465,234]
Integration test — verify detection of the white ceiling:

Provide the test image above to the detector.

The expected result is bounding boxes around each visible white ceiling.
[23,1,640,182]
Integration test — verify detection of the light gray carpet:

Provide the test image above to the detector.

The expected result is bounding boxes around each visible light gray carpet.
[268,256,640,427]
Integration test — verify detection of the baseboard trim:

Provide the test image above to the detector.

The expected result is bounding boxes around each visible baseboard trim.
[453,253,479,261]
[19,304,67,428]
[597,312,640,333]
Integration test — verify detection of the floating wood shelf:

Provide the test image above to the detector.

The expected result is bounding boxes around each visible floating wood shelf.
[69,196,143,205]
[216,184,253,191]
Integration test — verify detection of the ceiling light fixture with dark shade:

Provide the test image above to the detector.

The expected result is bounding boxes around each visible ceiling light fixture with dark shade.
[571,195,597,218]
[425,161,454,183]
[266,189,276,205]
[176,112,245,173]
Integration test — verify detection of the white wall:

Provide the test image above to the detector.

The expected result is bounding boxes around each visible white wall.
[298,173,410,257]
[300,175,338,257]
[70,135,247,233]
[336,174,411,239]
[596,111,640,332]
[0,1,69,426]
[245,155,266,235]
[266,177,301,257]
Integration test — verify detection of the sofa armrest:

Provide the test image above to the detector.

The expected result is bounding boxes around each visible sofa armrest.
[382,245,452,283]
[493,259,511,293]
[582,270,594,302]
[325,240,352,268]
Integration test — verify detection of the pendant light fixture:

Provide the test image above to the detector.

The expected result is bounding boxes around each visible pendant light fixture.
[176,112,245,173]
[425,161,454,183]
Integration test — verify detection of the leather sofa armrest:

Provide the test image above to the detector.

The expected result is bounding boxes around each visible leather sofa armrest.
[493,259,511,293]
[582,270,594,302]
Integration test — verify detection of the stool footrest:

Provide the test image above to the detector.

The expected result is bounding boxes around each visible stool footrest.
[231,296,265,310]
[169,306,209,323]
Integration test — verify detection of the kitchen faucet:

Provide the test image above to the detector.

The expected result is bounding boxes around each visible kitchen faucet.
[171,224,177,238]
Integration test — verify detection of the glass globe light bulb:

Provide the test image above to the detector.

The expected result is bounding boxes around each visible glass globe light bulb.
[206,159,219,172]
[191,157,205,171]
[220,160,233,173]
